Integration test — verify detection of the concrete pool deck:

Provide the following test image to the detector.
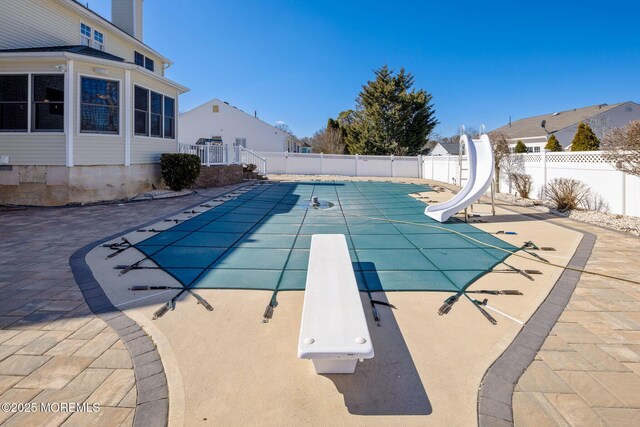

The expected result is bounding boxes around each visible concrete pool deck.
[1,176,638,426]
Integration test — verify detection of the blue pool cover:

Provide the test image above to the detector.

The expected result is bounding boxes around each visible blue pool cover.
[134,181,517,293]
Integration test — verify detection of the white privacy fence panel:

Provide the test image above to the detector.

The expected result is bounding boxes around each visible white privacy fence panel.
[254,152,423,178]
[422,151,640,217]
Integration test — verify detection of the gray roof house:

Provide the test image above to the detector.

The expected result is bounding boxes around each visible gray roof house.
[490,101,640,151]
[430,142,461,156]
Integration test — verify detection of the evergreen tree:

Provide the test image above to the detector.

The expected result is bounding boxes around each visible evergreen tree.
[571,122,600,151]
[343,66,438,155]
[514,140,528,153]
[544,134,562,151]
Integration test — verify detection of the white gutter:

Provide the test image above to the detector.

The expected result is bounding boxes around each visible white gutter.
[0,51,189,93]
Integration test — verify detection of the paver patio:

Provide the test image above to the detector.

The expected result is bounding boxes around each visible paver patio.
[0,183,245,426]
[1,177,639,426]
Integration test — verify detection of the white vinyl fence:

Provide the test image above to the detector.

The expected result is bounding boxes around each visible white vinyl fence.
[255,152,424,178]
[252,151,638,217]
[421,151,640,217]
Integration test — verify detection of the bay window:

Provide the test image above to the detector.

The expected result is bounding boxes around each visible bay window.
[134,86,148,136]
[134,85,175,139]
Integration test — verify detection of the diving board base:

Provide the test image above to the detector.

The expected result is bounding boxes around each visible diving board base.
[312,358,359,374]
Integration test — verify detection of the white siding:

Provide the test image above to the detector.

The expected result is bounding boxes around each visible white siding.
[0,0,165,76]
[179,99,289,152]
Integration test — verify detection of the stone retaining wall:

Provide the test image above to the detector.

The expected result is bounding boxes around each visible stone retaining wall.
[0,164,163,206]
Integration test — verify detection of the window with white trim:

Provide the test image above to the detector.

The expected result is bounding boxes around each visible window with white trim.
[80,23,92,46]
[80,77,119,134]
[0,74,65,133]
[163,96,175,139]
[134,86,175,139]
[0,75,28,132]
[144,57,154,72]
[134,51,144,67]
[150,91,162,137]
[32,75,64,132]
[93,30,104,51]
[134,86,148,136]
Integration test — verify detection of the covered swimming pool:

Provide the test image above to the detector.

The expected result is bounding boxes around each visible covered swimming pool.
[132,181,517,294]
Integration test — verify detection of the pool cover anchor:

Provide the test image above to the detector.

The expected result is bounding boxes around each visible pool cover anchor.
[262,299,278,323]
[491,262,538,281]
[438,292,462,316]
[469,297,497,325]
[370,300,396,326]
[102,237,133,259]
[133,286,212,319]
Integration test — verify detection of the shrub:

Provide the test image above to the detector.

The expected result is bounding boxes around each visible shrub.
[571,122,600,151]
[544,135,562,151]
[514,140,528,153]
[543,178,590,212]
[581,193,610,213]
[160,153,201,191]
[510,173,533,199]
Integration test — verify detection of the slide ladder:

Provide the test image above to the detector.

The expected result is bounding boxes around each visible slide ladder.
[425,134,494,222]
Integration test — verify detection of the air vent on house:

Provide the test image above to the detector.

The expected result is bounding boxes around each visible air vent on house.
[626,106,633,112]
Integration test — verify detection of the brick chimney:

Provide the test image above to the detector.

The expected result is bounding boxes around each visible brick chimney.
[111,0,143,41]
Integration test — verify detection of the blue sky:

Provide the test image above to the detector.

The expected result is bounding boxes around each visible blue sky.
[90,0,640,138]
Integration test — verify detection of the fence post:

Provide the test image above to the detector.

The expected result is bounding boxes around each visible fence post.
[447,155,451,184]
[541,149,547,190]
[390,155,395,177]
[418,155,423,179]
[622,171,627,216]
[320,153,324,175]
[355,154,359,176]
[284,151,288,174]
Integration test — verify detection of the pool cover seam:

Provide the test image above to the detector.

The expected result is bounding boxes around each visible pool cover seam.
[69,182,254,427]
[477,211,597,426]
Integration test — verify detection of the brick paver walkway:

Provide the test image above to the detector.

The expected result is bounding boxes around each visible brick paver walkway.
[507,207,640,426]
[0,184,244,426]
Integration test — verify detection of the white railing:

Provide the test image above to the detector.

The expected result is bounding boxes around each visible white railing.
[177,143,266,174]
[239,148,267,175]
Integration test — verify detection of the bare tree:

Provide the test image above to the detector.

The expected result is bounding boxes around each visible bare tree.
[488,131,512,192]
[602,120,640,177]
[308,127,346,154]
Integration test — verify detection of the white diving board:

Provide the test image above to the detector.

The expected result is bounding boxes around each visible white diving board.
[298,234,374,374]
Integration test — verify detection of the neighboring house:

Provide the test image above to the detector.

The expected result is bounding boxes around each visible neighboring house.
[0,0,188,205]
[491,101,640,152]
[179,98,304,152]
[430,142,461,156]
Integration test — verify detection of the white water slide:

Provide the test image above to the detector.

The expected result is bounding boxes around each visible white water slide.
[424,134,494,222]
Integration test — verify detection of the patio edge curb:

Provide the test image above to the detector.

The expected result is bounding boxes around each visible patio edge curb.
[69,182,251,427]
[477,211,597,426]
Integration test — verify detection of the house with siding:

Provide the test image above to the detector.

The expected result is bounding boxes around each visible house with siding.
[0,0,189,205]
[179,98,304,153]
[490,101,640,152]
